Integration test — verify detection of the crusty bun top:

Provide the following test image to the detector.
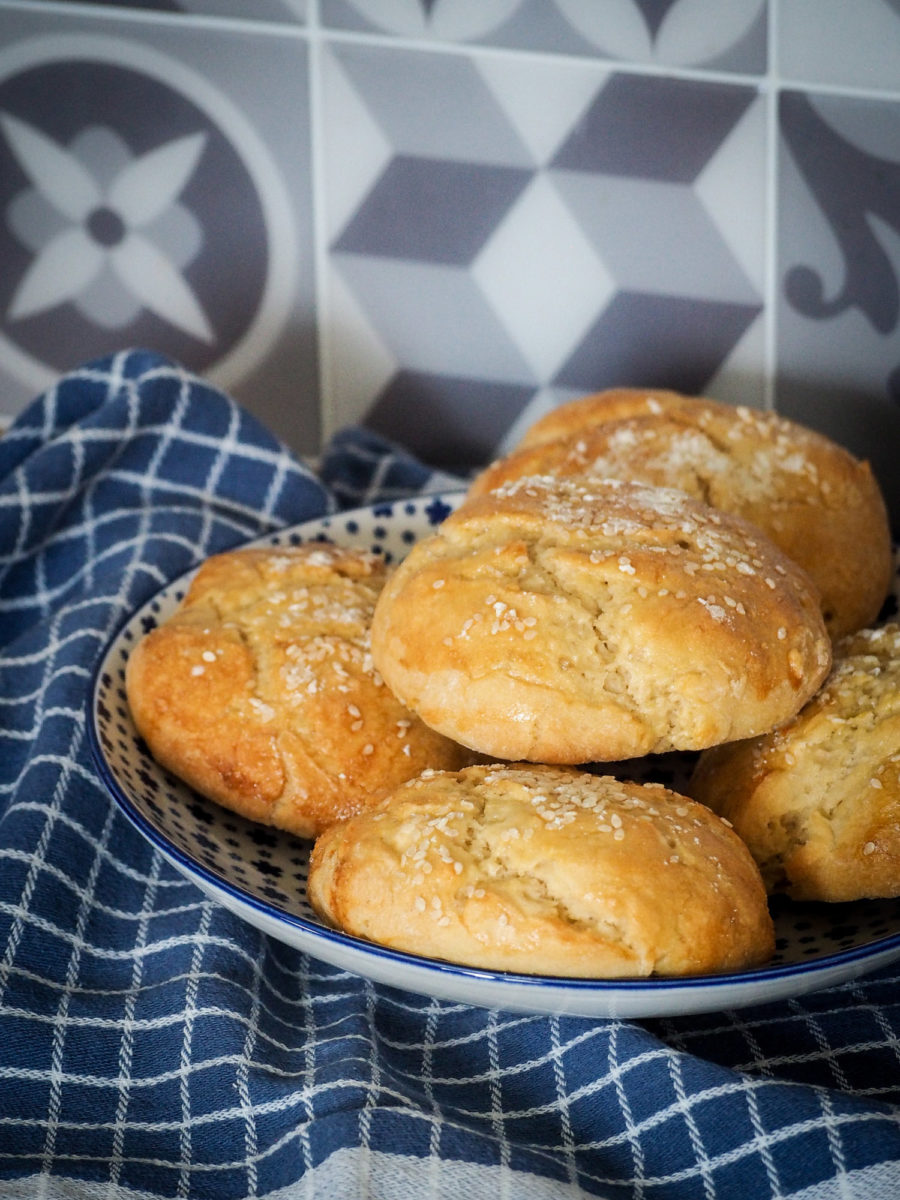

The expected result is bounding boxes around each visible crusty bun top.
[690,622,900,901]
[516,387,700,448]
[307,763,775,978]
[370,474,832,764]
[474,388,892,638]
[125,543,472,838]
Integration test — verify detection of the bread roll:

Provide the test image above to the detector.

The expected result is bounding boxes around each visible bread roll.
[307,763,775,977]
[125,544,472,838]
[690,622,900,901]
[474,388,891,638]
[370,474,832,763]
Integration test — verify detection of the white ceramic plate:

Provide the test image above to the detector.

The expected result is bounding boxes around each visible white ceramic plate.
[89,494,900,1018]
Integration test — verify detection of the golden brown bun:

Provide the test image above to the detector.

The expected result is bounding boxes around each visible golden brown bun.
[475,389,892,639]
[370,474,832,763]
[125,544,472,838]
[307,763,775,978]
[690,622,900,902]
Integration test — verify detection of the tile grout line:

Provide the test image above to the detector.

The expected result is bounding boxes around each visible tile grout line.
[305,0,334,451]
[304,21,900,103]
[4,0,900,103]
[763,0,782,413]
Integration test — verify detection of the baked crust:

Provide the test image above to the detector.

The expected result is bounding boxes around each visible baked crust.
[307,763,775,978]
[516,388,702,448]
[690,622,900,901]
[125,544,472,838]
[370,474,832,763]
[476,388,892,638]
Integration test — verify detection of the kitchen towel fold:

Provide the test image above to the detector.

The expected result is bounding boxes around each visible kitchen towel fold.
[1,350,899,1200]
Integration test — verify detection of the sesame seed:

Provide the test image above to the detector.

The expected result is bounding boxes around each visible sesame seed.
[249,698,275,722]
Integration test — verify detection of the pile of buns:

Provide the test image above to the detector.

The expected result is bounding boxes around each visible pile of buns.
[126,388,898,980]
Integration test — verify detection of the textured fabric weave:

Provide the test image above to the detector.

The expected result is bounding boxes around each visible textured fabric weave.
[1,351,899,1199]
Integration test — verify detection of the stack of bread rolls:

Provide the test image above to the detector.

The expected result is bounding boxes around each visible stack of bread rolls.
[126,388,897,980]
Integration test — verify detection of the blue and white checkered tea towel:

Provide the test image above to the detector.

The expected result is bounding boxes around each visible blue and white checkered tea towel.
[2,350,900,1199]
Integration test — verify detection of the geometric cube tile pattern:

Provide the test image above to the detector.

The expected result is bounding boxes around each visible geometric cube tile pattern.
[0,0,898,518]
[326,45,765,463]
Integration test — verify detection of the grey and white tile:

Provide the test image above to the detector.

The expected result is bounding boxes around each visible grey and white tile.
[776,87,900,520]
[778,0,900,91]
[322,41,767,464]
[0,6,318,450]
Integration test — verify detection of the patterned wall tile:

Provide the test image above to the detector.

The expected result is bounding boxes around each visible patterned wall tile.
[321,41,766,465]
[320,0,768,73]
[778,0,900,91]
[0,6,318,450]
[775,88,900,523]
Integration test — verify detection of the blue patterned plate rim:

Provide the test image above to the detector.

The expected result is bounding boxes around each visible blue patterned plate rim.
[88,494,900,1016]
